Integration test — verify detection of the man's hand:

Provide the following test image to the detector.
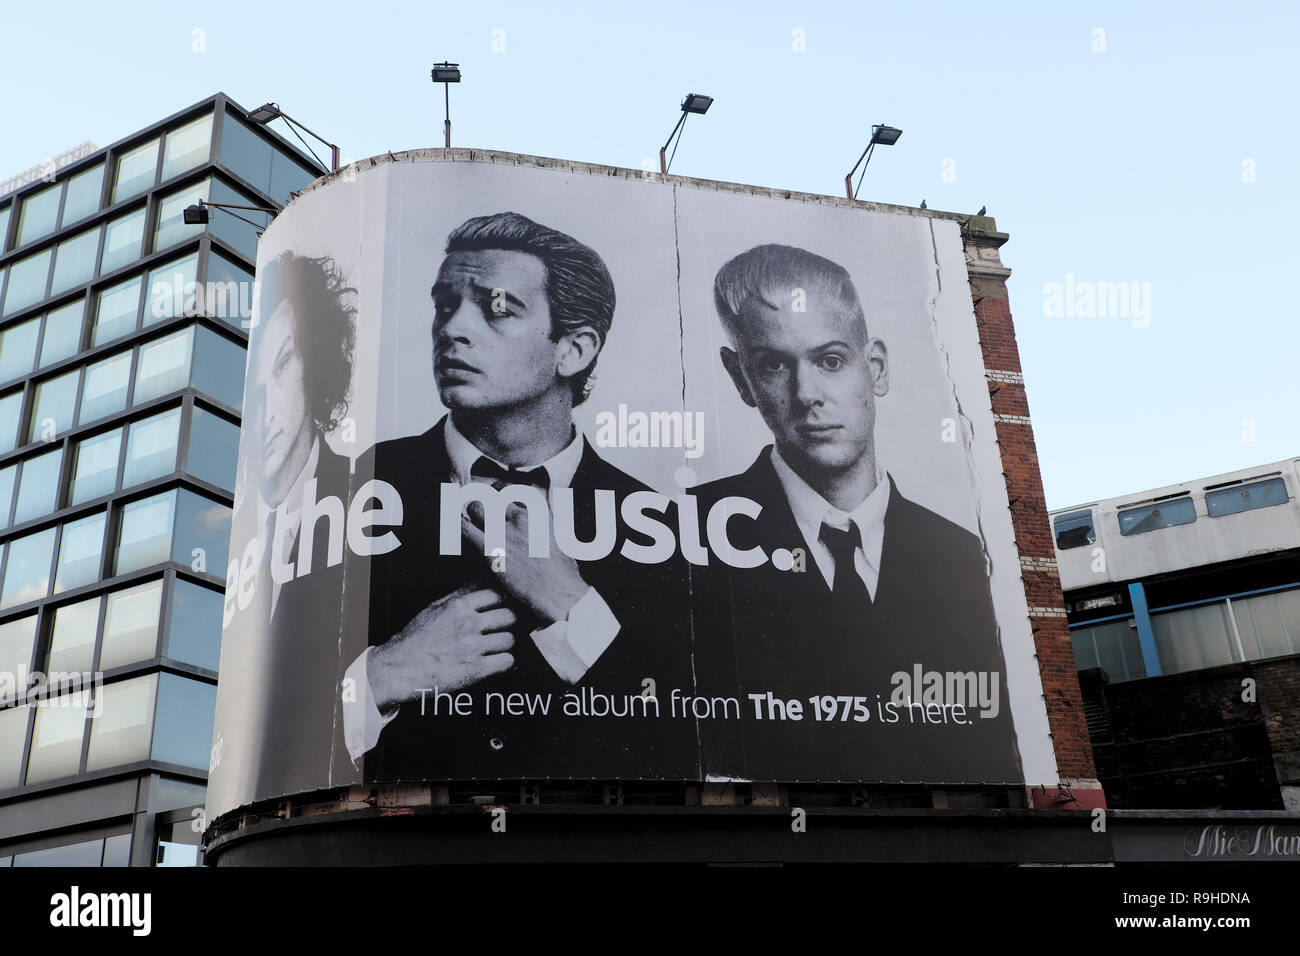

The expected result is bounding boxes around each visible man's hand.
[463,502,589,626]
[368,585,517,711]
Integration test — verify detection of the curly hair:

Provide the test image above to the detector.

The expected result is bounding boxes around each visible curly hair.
[255,252,356,433]
[445,212,615,405]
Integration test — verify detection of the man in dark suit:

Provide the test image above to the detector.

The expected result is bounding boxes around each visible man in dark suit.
[342,212,697,782]
[690,243,1022,785]
[218,251,363,808]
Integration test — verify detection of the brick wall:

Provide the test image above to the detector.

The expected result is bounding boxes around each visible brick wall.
[963,216,1098,786]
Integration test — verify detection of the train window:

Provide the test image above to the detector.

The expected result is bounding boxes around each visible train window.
[1053,509,1095,550]
[1205,477,1288,518]
[1117,496,1196,536]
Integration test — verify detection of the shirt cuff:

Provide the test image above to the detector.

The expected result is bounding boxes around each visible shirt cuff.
[342,647,399,762]
[530,587,621,684]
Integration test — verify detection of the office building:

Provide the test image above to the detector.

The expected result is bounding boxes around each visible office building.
[0,94,325,866]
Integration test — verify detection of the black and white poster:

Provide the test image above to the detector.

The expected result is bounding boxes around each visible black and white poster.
[206,155,1053,820]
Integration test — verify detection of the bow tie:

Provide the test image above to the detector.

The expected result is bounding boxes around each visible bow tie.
[470,456,552,491]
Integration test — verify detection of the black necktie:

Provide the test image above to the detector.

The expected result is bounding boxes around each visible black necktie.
[820,521,872,608]
[470,457,552,491]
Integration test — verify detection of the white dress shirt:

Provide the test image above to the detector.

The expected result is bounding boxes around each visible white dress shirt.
[769,448,891,600]
[342,419,621,761]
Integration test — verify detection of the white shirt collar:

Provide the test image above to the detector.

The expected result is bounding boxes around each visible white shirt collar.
[770,446,891,587]
[444,415,585,489]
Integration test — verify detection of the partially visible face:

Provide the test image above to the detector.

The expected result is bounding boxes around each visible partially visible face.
[252,298,314,498]
[431,249,563,412]
[725,288,888,478]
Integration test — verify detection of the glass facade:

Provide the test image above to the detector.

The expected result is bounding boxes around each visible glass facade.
[0,96,323,868]
[219,113,318,205]
[1078,586,1300,683]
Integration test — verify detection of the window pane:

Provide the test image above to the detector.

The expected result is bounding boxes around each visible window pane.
[0,614,37,700]
[205,250,254,328]
[114,491,175,574]
[25,694,89,783]
[0,204,11,252]
[0,464,15,526]
[191,327,245,409]
[28,369,79,442]
[220,114,275,195]
[161,114,213,180]
[13,838,104,867]
[39,299,84,367]
[269,148,318,206]
[156,842,198,867]
[0,317,41,383]
[0,528,55,609]
[153,673,216,769]
[1070,626,1099,670]
[166,579,223,671]
[47,596,101,674]
[112,140,158,203]
[86,673,157,771]
[102,833,131,867]
[133,328,193,404]
[93,275,142,346]
[54,511,105,594]
[0,703,29,788]
[78,351,132,424]
[173,490,231,572]
[99,579,162,670]
[0,392,22,453]
[144,254,198,326]
[61,164,104,226]
[49,227,100,295]
[1117,497,1197,535]
[3,249,52,316]
[1152,602,1236,674]
[154,180,208,252]
[187,407,239,490]
[1233,590,1299,660]
[13,448,62,524]
[99,209,145,275]
[1092,619,1136,682]
[69,428,122,505]
[209,180,269,259]
[122,408,180,487]
[17,184,60,246]
[1206,477,1290,518]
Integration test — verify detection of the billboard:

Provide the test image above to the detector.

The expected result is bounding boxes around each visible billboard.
[206,154,1054,819]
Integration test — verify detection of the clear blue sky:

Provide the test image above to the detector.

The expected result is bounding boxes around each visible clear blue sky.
[4,0,1296,510]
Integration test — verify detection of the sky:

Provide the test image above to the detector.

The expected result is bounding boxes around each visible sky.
[2,0,1296,510]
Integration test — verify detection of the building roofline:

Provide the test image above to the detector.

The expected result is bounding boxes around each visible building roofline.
[293,146,999,235]
[0,92,327,208]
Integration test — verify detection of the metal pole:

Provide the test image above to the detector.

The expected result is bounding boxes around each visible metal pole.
[844,142,874,200]
[444,83,451,149]
[659,111,689,175]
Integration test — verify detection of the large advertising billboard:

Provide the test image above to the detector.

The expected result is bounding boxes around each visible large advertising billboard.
[206,154,1055,820]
